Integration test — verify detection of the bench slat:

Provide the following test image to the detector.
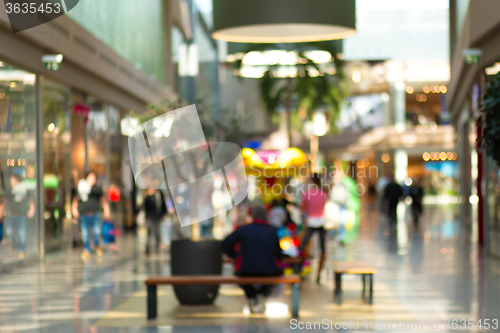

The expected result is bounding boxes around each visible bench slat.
[223,257,302,265]
[145,274,301,286]
[333,261,377,274]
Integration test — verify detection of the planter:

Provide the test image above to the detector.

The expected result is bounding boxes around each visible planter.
[170,239,223,305]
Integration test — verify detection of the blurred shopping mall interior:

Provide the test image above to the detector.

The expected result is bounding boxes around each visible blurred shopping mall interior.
[0,0,500,332]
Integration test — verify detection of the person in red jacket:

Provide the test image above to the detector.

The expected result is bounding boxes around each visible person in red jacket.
[221,204,283,314]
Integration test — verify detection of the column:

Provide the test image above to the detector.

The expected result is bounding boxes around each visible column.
[392,81,406,131]
[35,74,45,260]
[394,149,408,184]
[163,0,175,88]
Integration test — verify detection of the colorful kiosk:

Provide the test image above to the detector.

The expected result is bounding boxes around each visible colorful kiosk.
[242,147,312,275]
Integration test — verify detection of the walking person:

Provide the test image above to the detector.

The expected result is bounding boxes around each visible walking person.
[0,174,35,259]
[70,169,82,248]
[409,178,424,227]
[383,175,403,231]
[330,179,349,246]
[72,171,110,261]
[376,174,390,217]
[141,189,167,255]
[298,173,328,284]
[221,204,283,314]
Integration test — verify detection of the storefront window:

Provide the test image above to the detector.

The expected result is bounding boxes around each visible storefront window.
[83,100,123,225]
[0,61,38,262]
[106,105,122,224]
[43,79,72,250]
[87,100,108,182]
[487,157,500,257]
[106,106,122,187]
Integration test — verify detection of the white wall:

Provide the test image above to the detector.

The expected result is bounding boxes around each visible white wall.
[343,0,449,61]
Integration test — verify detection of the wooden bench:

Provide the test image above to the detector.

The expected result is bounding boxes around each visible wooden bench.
[333,262,377,305]
[145,274,302,319]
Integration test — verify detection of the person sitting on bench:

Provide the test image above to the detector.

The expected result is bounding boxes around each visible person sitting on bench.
[221,204,283,314]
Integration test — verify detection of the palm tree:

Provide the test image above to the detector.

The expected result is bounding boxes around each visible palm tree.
[232,41,346,147]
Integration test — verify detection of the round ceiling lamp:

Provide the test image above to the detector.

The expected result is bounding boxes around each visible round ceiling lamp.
[212,0,356,43]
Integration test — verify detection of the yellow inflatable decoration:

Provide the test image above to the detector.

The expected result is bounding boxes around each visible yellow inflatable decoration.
[242,148,308,203]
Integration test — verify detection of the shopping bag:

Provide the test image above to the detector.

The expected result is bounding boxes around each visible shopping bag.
[102,221,116,244]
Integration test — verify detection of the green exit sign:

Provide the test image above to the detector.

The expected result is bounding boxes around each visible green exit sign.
[463,48,482,65]
[465,55,480,64]
[45,62,60,71]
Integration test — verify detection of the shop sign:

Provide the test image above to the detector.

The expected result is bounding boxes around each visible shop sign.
[73,103,91,117]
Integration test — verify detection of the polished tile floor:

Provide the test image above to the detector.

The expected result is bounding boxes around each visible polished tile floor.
[0,202,499,332]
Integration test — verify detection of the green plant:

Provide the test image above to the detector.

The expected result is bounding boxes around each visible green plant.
[232,41,346,145]
[480,74,500,166]
[129,97,186,125]
[43,85,68,132]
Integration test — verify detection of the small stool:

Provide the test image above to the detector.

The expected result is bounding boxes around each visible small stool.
[333,262,377,305]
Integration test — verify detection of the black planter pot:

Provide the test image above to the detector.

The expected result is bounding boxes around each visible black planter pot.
[170,239,223,305]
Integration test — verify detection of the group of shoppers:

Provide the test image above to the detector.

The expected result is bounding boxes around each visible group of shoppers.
[221,173,330,313]
[221,172,425,313]
[71,170,169,260]
[382,175,424,229]
[0,166,168,261]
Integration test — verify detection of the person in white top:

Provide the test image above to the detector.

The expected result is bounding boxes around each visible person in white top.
[267,199,288,229]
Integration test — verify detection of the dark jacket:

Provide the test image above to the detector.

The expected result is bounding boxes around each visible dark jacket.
[142,191,167,223]
[409,185,424,210]
[384,182,403,207]
[221,219,283,276]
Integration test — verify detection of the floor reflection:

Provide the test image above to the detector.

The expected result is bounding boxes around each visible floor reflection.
[0,202,498,332]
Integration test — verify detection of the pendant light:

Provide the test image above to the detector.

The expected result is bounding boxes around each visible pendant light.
[213,0,356,43]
